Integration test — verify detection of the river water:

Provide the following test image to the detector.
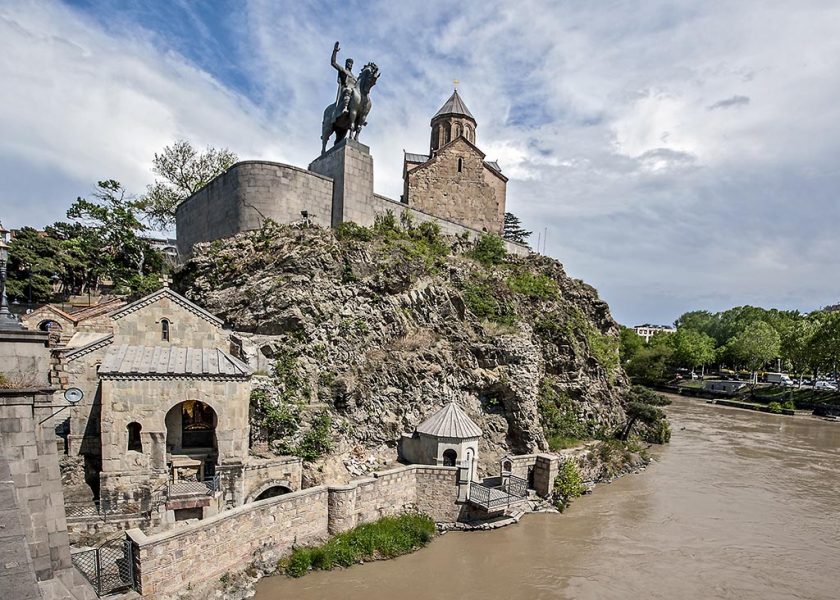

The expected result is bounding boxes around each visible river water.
[254,396,840,600]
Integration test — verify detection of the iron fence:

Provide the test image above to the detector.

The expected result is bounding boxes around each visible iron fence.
[504,474,528,498]
[71,538,134,596]
[468,483,516,511]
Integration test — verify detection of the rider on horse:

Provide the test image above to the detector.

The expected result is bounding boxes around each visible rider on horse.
[331,42,357,119]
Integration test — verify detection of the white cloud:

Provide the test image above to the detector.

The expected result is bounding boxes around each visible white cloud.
[2,0,840,326]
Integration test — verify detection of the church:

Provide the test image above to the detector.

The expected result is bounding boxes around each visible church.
[37,286,301,524]
[402,90,508,234]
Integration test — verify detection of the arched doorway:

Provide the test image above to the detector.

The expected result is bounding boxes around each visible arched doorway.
[254,485,292,501]
[38,319,62,333]
[442,449,458,467]
[165,401,218,481]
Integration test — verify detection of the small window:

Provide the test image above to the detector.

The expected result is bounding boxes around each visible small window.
[161,319,170,342]
[503,460,512,473]
[457,158,463,173]
[127,422,142,452]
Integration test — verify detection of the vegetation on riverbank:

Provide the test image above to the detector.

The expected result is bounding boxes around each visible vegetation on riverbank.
[553,460,586,511]
[280,513,437,577]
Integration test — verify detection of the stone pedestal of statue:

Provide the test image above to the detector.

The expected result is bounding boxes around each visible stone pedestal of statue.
[308,138,374,228]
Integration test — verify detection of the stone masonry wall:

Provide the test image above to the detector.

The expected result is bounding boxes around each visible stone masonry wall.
[405,138,505,234]
[176,161,334,258]
[129,487,330,597]
[127,464,462,598]
[111,295,228,348]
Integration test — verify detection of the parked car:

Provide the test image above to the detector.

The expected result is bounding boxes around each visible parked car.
[814,381,837,391]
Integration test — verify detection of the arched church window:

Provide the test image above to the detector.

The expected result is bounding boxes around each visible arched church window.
[161,318,170,342]
[127,422,142,452]
[457,158,463,173]
[443,449,458,466]
[444,125,451,144]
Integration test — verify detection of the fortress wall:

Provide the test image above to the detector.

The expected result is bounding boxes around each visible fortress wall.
[175,156,529,258]
[175,161,334,258]
[127,464,462,597]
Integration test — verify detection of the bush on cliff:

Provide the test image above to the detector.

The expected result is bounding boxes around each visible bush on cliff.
[281,513,436,577]
[553,459,586,511]
[468,233,507,266]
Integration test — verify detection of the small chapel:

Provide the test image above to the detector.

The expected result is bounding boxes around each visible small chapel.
[32,286,301,523]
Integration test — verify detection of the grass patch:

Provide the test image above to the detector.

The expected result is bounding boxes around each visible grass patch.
[462,280,516,325]
[280,513,436,577]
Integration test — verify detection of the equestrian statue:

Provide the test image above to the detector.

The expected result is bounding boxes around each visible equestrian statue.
[321,41,380,154]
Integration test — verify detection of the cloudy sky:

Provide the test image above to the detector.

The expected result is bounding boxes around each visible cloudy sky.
[2,0,839,326]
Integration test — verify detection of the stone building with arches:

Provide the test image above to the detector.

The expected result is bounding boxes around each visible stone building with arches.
[32,286,302,523]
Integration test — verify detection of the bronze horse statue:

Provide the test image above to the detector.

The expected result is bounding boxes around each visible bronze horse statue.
[321,62,380,154]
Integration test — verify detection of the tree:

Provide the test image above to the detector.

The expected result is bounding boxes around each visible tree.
[619,385,671,441]
[810,312,840,378]
[626,342,674,384]
[502,212,532,245]
[778,315,817,385]
[140,140,238,230]
[670,328,717,375]
[619,325,644,365]
[4,227,64,303]
[67,180,164,295]
[728,321,781,389]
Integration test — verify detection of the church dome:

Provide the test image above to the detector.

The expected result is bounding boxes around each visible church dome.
[430,90,477,152]
[432,90,476,122]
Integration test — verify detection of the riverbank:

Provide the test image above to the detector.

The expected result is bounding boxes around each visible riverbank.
[254,396,840,600]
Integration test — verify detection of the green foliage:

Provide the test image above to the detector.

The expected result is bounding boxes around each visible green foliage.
[782,399,795,410]
[335,221,372,242]
[619,326,644,365]
[295,411,333,461]
[727,321,781,375]
[249,389,300,443]
[273,350,305,401]
[4,227,65,302]
[462,280,515,325]
[539,379,587,449]
[626,343,675,384]
[281,513,436,577]
[467,233,507,266]
[620,386,671,442]
[140,139,237,230]
[670,327,716,370]
[639,419,672,444]
[767,401,783,414]
[372,210,399,237]
[553,460,585,511]
[506,270,558,300]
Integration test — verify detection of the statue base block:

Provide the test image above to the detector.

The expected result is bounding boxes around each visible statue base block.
[309,139,374,228]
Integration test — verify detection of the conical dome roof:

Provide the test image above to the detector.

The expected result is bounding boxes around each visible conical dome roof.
[433,90,475,121]
[416,403,482,439]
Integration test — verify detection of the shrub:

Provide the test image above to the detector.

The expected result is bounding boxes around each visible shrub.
[553,459,585,511]
[768,401,783,414]
[468,233,507,266]
[506,270,558,300]
[462,281,515,325]
[539,379,587,449]
[335,221,372,241]
[295,411,333,461]
[782,399,795,410]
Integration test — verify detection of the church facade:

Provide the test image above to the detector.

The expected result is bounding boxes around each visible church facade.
[38,287,301,524]
[402,90,507,234]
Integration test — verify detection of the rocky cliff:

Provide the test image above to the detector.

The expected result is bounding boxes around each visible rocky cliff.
[177,218,628,483]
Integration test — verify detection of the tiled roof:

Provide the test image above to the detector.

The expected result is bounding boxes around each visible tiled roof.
[405,152,430,164]
[62,334,114,361]
[433,90,475,120]
[99,345,251,378]
[69,299,125,321]
[416,403,482,439]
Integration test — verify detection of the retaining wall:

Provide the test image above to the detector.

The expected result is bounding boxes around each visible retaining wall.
[127,463,460,598]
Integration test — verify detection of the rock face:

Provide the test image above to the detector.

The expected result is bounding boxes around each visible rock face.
[177,220,627,483]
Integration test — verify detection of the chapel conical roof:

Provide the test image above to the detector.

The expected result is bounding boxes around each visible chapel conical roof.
[433,90,475,121]
[416,402,482,439]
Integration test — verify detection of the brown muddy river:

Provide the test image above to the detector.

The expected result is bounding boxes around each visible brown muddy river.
[254,396,840,600]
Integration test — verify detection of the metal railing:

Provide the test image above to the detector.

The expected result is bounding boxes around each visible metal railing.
[167,473,221,497]
[504,474,528,498]
[468,483,518,511]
